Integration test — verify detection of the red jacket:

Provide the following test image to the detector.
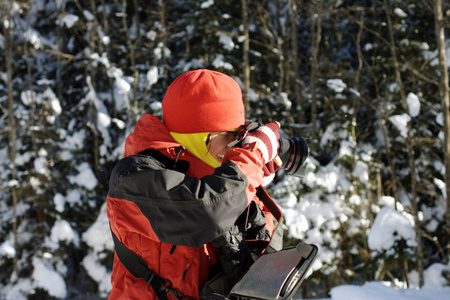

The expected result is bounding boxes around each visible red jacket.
[107,114,281,299]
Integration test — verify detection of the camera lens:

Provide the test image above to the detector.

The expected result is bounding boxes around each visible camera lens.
[278,136,308,177]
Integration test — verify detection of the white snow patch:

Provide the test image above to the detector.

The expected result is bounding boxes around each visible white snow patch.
[368,207,416,251]
[32,257,67,298]
[394,8,408,18]
[50,219,80,246]
[68,162,98,190]
[406,93,420,117]
[327,79,347,93]
[61,14,79,28]
[146,66,158,86]
[389,114,411,138]
[200,0,214,9]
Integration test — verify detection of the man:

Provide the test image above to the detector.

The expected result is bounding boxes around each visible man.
[107,69,282,299]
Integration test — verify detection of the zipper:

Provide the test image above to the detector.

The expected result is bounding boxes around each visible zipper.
[169,245,176,255]
[174,146,184,167]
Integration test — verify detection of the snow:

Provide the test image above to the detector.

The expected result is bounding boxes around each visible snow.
[81,203,113,296]
[394,8,408,18]
[389,113,411,138]
[53,193,65,212]
[60,13,79,28]
[329,281,449,300]
[33,156,49,175]
[379,195,404,211]
[367,207,416,251]
[327,79,347,93]
[436,112,444,126]
[146,66,159,86]
[217,32,235,51]
[68,162,98,190]
[31,257,67,299]
[49,219,80,247]
[20,90,35,106]
[0,239,16,258]
[82,203,114,255]
[82,255,112,295]
[406,93,420,117]
[271,154,449,300]
[352,161,369,186]
[212,54,234,70]
[200,0,215,9]
[274,197,450,300]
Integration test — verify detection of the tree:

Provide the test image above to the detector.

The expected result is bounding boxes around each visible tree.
[289,0,305,125]
[241,0,251,117]
[433,0,450,264]
[309,0,324,146]
[382,0,423,286]
[1,0,19,282]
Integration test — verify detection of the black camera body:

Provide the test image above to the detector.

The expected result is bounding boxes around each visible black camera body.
[228,122,309,178]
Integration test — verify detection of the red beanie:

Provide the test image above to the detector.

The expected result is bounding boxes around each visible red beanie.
[162,69,245,133]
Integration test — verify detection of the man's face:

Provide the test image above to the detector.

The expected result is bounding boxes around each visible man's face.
[206,131,237,162]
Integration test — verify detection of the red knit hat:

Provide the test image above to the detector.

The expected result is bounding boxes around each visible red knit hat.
[162,69,245,133]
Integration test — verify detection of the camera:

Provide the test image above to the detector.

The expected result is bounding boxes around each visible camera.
[228,122,309,178]
[278,136,308,177]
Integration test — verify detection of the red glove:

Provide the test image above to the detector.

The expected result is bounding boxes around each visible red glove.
[241,121,281,164]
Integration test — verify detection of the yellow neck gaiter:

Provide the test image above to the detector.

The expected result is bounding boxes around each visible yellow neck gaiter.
[170,132,221,168]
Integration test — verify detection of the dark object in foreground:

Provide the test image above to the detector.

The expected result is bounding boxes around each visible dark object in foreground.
[228,242,317,300]
[277,136,308,178]
[228,122,309,178]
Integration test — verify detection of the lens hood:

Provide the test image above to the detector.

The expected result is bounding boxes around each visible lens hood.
[278,136,308,177]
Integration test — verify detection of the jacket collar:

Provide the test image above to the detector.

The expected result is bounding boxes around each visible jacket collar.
[124,114,216,178]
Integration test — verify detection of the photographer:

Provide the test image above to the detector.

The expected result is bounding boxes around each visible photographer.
[107,69,295,299]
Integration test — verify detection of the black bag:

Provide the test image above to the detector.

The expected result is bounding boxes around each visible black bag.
[227,242,318,300]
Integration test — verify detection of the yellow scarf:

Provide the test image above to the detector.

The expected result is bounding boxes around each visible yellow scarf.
[170,132,221,168]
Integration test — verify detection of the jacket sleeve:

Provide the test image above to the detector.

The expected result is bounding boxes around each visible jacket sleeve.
[107,148,264,248]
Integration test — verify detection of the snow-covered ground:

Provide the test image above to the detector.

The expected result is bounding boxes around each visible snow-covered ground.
[327,280,449,300]
[310,268,450,300]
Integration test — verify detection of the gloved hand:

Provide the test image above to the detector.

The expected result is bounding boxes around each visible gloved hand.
[211,225,254,288]
[261,160,282,187]
[241,121,281,165]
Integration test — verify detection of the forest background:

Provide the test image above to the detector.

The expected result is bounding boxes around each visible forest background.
[0,0,449,299]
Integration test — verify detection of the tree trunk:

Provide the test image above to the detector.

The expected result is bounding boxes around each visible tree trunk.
[24,1,38,157]
[309,0,323,147]
[159,0,168,90]
[2,0,19,282]
[352,10,364,143]
[352,11,401,205]
[122,0,137,125]
[274,0,285,94]
[87,0,100,175]
[241,0,251,118]
[383,0,423,286]
[100,0,117,119]
[290,0,305,125]
[433,0,450,264]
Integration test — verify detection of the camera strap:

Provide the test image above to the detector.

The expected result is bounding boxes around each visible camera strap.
[256,186,284,253]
